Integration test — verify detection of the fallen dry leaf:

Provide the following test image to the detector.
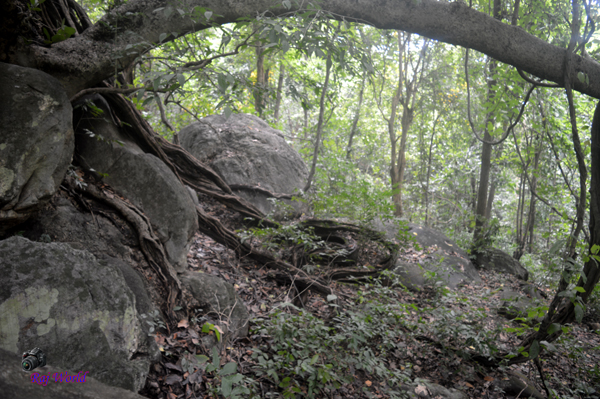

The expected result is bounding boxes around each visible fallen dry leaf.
[177,319,189,328]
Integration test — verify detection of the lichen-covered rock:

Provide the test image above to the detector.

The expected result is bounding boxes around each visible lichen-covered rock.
[0,236,159,392]
[0,63,74,230]
[75,97,198,271]
[179,113,308,217]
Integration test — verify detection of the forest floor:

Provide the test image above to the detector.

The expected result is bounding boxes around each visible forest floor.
[139,196,600,399]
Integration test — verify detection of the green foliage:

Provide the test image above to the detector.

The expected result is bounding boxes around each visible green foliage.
[251,296,412,398]
[239,223,324,254]
[43,23,76,44]
[196,347,253,398]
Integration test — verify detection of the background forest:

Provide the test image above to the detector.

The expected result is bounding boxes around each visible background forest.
[83,0,599,293]
[13,0,600,397]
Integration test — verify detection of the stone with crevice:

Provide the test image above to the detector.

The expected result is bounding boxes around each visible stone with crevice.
[75,97,198,271]
[0,63,74,231]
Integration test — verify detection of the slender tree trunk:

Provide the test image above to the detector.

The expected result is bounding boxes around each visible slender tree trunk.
[473,129,493,258]
[388,33,404,216]
[346,71,366,160]
[304,51,333,192]
[274,62,285,123]
[303,107,309,139]
[394,106,414,216]
[484,178,496,220]
[254,45,267,118]
[473,0,502,264]
[470,175,477,216]
[525,137,542,254]
[389,32,429,217]
[514,170,525,259]
[424,114,440,226]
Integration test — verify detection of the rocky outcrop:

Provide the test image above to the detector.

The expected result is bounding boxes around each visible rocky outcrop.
[496,289,544,323]
[494,370,545,399]
[0,236,160,392]
[373,219,481,289]
[179,271,249,340]
[478,247,529,280]
[0,348,148,399]
[179,113,308,218]
[0,63,74,231]
[74,96,198,271]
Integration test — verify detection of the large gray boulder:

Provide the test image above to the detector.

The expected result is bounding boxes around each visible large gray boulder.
[0,348,147,399]
[0,63,74,230]
[0,236,160,392]
[179,113,308,217]
[373,219,481,289]
[179,271,249,340]
[75,96,198,272]
[22,194,165,331]
[478,247,529,280]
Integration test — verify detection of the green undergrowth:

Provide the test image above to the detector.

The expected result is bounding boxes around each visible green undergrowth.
[250,283,414,398]
[245,273,508,398]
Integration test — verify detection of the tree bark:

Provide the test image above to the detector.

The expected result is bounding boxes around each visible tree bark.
[304,51,332,192]
[424,113,441,226]
[346,71,366,160]
[274,61,285,123]
[13,0,600,100]
[254,44,267,118]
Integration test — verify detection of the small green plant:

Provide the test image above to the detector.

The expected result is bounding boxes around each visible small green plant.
[201,321,222,341]
[27,0,45,12]
[196,346,254,398]
[43,21,76,44]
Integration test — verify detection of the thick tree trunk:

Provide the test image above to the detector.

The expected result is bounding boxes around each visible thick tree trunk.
[10,0,600,100]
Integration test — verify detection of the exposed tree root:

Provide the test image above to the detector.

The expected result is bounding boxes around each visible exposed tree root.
[106,93,274,226]
[101,92,401,296]
[228,184,296,200]
[63,176,181,325]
